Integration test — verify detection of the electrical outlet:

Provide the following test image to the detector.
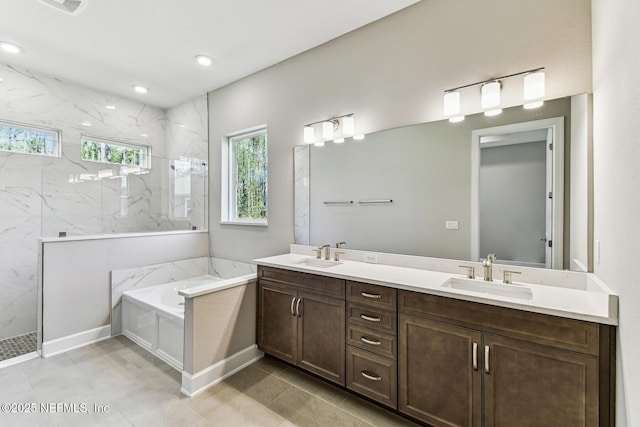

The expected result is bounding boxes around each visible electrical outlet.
[595,240,600,264]
[364,252,378,264]
[445,220,459,230]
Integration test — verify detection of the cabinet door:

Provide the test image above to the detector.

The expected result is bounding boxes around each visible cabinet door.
[483,333,599,427]
[258,283,297,364]
[399,315,481,427]
[297,291,346,385]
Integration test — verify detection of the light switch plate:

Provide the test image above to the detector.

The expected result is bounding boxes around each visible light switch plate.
[445,220,459,230]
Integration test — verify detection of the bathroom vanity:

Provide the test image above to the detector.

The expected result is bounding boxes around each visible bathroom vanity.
[255,252,616,427]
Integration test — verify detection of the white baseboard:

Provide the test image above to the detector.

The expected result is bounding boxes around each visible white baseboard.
[181,344,263,397]
[41,325,111,358]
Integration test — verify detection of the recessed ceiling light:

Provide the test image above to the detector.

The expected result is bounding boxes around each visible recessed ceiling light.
[0,42,22,54]
[105,104,116,110]
[81,121,92,127]
[133,85,148,94]
[195,55,212,66]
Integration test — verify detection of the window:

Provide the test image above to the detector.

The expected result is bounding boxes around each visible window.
[81,135,150,168]
[0,120,61,157]
[222,126,268,225]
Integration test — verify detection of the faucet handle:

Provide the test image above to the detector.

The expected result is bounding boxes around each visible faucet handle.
[313,248,323,259]
[503,270,521,284]
[336,241,347,248]
[487,253,496,263]
[459,265,475,279]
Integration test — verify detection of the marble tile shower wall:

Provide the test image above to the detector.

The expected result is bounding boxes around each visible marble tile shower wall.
[0,63,209,341]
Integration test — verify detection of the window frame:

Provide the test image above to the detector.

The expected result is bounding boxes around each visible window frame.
[0,119,61,158]
[80,134,151,168]
[221,125,268,226]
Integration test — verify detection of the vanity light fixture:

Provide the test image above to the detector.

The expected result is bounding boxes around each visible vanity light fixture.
[0,42,22,54]
[303,114,355,145]
[195,55,213,66]
[314,141,325,147]
[133,85,148,94]
[353,134,365,141]
[443,67,545,118]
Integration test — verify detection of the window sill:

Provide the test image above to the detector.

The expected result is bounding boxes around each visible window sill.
[220,220,268,227]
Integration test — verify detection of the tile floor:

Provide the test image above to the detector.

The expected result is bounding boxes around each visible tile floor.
[0,332,37,362]
[0,335,420,426]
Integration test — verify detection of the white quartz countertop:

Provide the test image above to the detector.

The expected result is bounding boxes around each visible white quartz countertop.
[254,253,618,325]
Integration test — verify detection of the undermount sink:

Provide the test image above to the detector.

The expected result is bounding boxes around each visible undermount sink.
[443,277,533,300]
[294,258,343,268]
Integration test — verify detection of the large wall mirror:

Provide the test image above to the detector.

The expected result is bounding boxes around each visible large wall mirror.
[294,95,591,271]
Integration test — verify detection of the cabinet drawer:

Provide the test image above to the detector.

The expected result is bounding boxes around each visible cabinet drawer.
[347,346,397,409]
[348,303,397,335]
[346,281,397,311]
[399,290,600,355]
[347,324,397,359]
[259,266,344,298]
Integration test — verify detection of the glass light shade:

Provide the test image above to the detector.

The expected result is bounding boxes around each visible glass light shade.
[443,91,460,116]
[303,126,314,144]
[449,116,465,123]
[0,42,22,54]
[481,81,501,108]
[333,138,345,143]
[353,134,365,140]
[314,141,325,147]
[524,71,545,100]
[484,109,503,117]
[322,121,334,140]
[342,116,355,136]
[524,101,544,109]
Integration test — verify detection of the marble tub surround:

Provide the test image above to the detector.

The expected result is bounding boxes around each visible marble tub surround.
[208,257,257,279]
[111,256,209,335]
[255,247,618,325]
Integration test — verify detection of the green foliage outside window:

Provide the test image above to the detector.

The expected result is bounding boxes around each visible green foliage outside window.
[232,132,267,221]
[81,137,146,167]
[0,122,58,156]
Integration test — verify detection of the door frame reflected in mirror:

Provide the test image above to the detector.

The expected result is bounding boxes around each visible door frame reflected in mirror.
[470,117,565,269]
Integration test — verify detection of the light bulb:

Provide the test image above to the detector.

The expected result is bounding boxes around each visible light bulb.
[314,141,325,147]
[484,109,502,117]
[524,101,544,109]
[333,138,345,144]
[353,134,365,141]
[449,116,465,123]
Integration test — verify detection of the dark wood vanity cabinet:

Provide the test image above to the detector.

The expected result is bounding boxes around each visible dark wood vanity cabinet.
[257,267,346,385]
[257,266,615,427]
[398,290,615,427]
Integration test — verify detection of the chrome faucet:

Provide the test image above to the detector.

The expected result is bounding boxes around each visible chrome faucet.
[334,242,347,261]
[482,253,496,281]
[315,244,330,260]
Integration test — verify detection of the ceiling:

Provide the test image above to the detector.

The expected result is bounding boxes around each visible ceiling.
[0,0,419,109]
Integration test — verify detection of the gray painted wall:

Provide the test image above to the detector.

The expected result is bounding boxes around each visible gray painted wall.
[207,0,592,263]
[479,141,546,264]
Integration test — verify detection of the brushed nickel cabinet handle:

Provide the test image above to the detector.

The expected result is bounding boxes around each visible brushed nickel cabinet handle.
[361,371,382,381]
[473,342,478,370]
[296,298,302,317]
[360,336,382,346]
[290,297,296,316]
[484,345,490,374]
[361,291,382,299]
[360,314,381,322]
